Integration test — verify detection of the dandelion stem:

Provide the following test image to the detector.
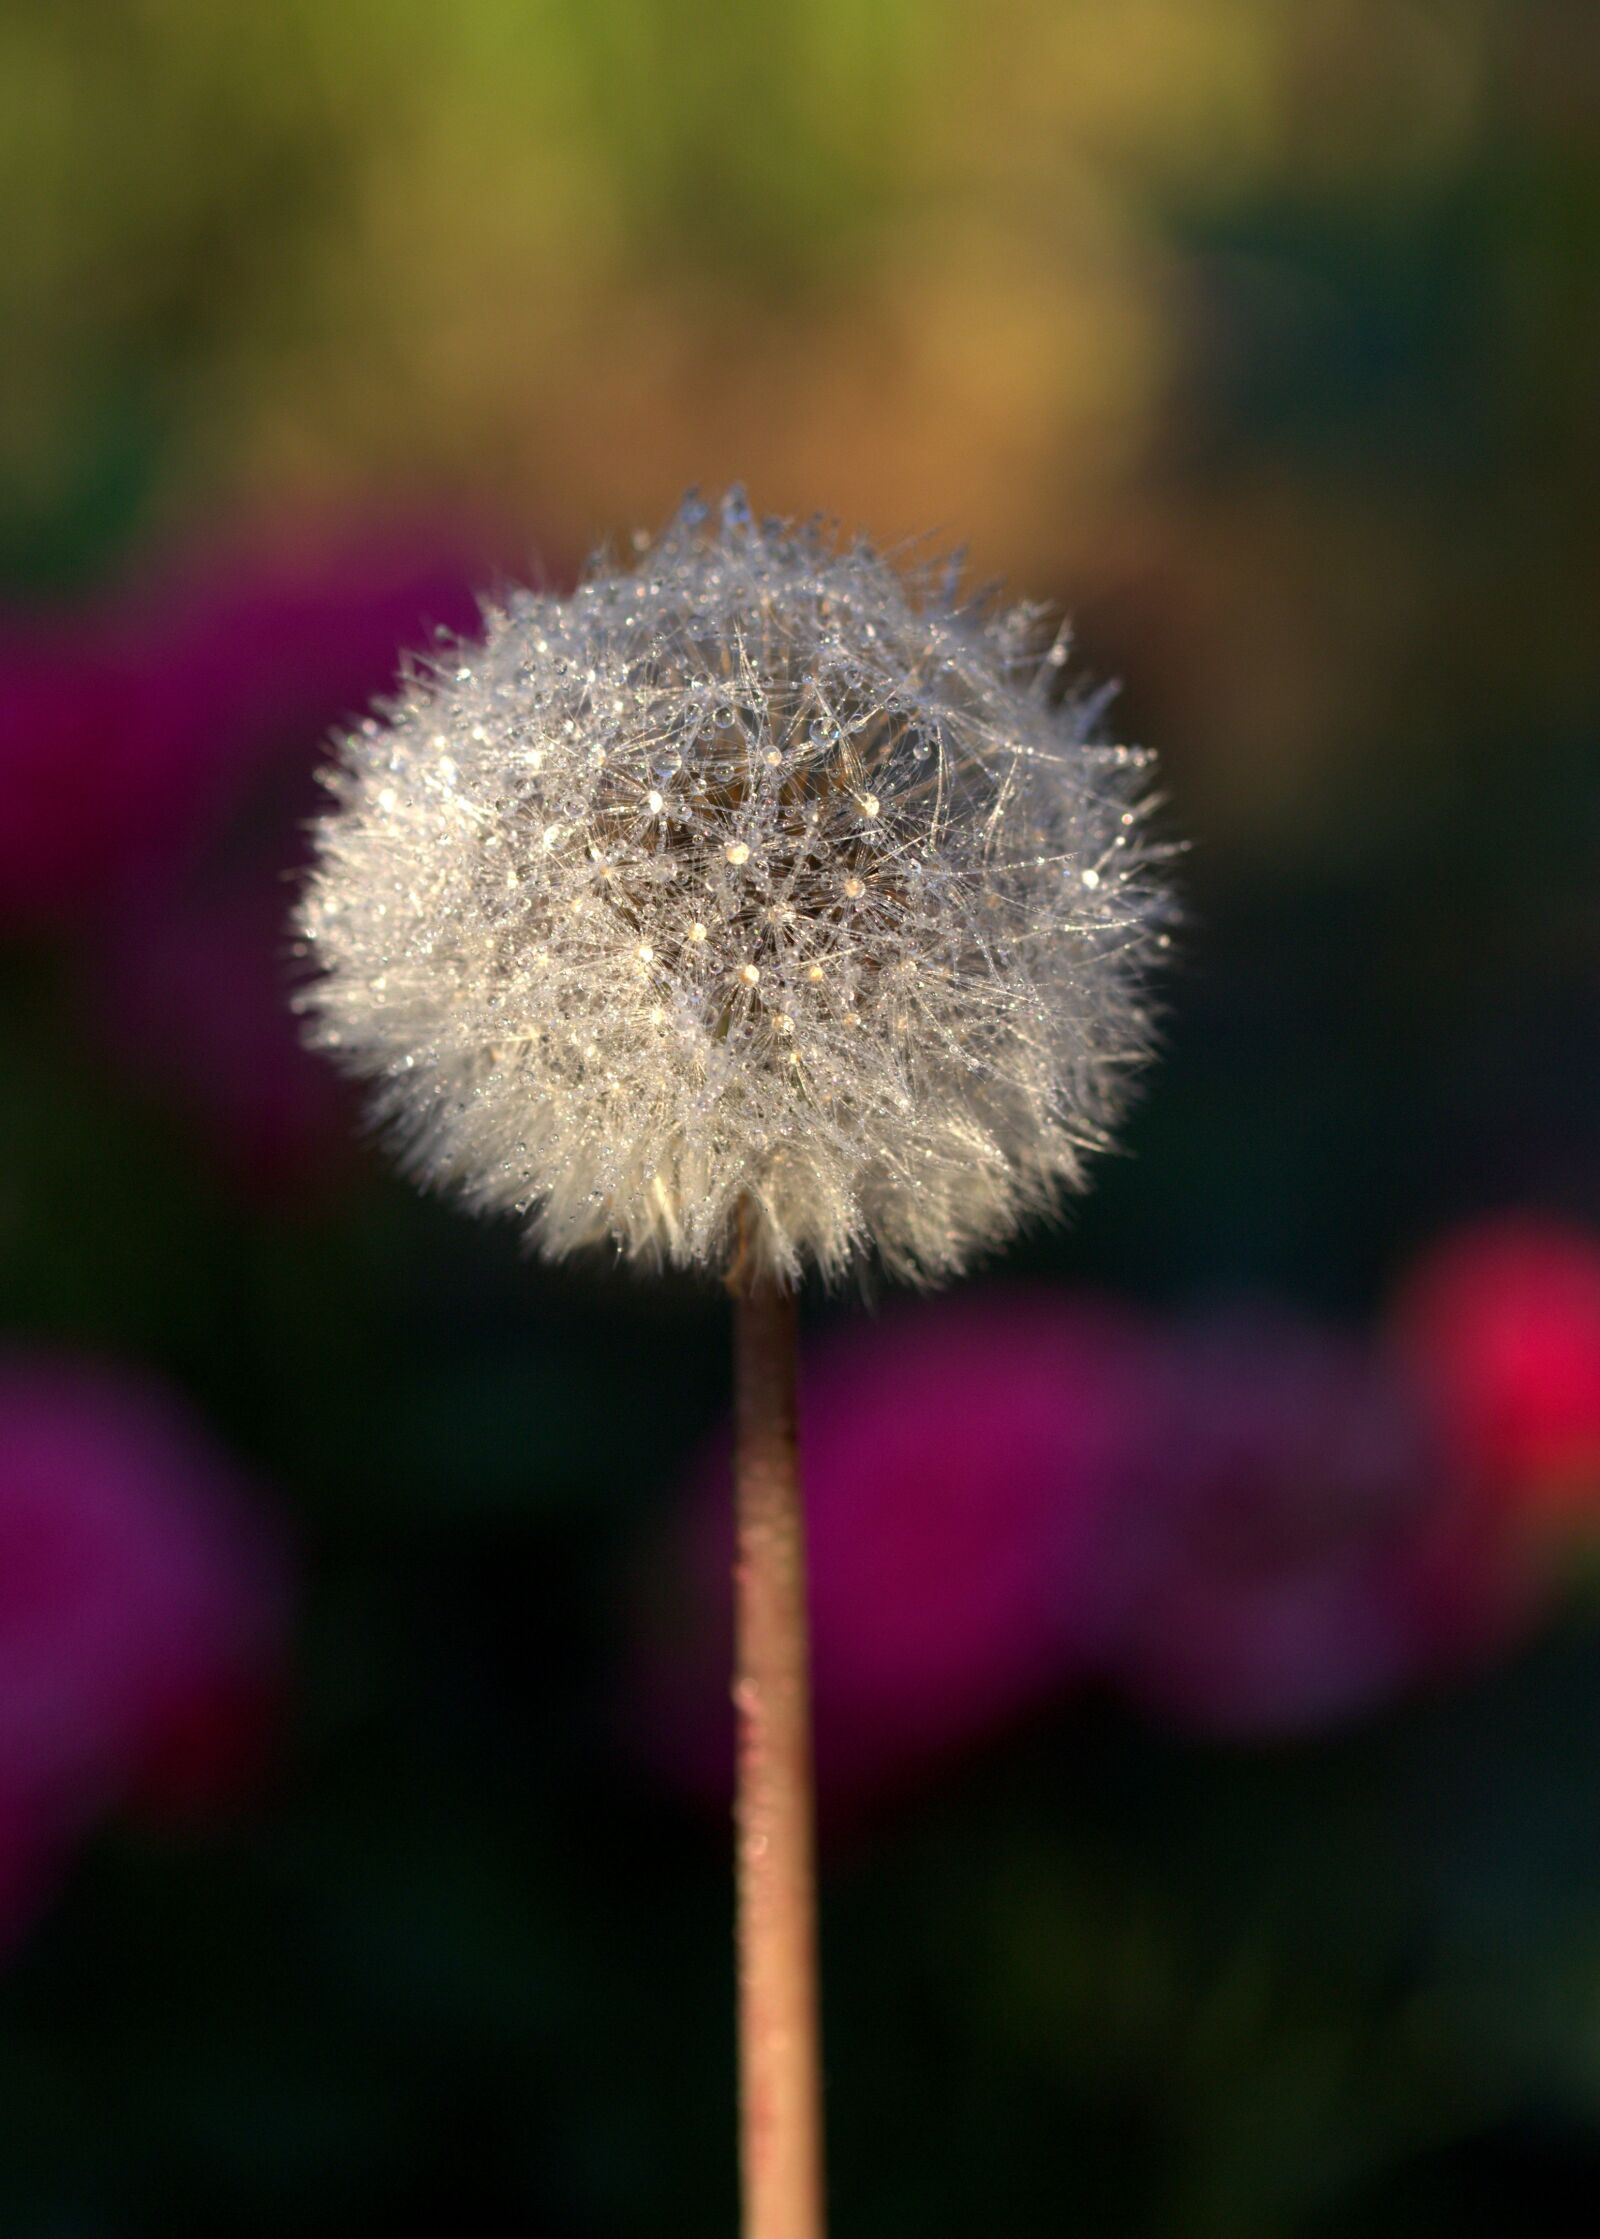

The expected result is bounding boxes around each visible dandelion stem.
[729,1240,826,2239]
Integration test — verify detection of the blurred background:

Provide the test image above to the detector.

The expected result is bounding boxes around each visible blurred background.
[3,1,1600,2231]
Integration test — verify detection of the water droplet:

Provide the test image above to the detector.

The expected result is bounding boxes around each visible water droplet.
[725,841,751,867]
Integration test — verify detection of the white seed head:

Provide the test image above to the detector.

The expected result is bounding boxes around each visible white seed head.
[295,488,1174,1285]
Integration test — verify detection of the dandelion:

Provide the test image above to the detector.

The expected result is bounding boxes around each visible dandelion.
[296,487,1169,1288]
[295,488,1174,2239]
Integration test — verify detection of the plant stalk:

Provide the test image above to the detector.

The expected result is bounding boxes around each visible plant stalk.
[729,1254,826,2239]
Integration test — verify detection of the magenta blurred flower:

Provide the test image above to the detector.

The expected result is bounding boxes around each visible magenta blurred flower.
[640,1287,1540,1789]
[1391,1215,1600,1520]
[0,518,507,1188]
[0,525,492,925]
[1106,1312,1528,1740]
[96,857,361,1196]
[0,624,215,924]
[0,1352,289,1956]
[639,1290,1158,1805]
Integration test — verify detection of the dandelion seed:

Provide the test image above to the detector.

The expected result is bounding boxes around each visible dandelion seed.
[295,491,1174,1286]
[293,485,1181,2239]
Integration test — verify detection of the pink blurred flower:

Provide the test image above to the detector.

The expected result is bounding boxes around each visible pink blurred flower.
[639,1286,1541,1789]
[639,1290,1159,1806]
[0,524,494,925]
[1107,1312,1529,1740]
[0,1353,289,1956]
[0,626,216,924]
[1390,1215,1600,1519]
[1,517,515,1189]
[96,856,360,1196]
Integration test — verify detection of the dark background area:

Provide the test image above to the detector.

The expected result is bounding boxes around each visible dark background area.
[3,3,1600,2232]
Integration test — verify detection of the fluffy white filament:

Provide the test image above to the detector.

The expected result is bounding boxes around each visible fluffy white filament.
[295,489,1173,1284]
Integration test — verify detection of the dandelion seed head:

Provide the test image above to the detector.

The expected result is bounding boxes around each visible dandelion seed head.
[295,488,1175,1284]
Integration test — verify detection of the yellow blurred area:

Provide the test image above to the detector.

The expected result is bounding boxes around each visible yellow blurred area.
[2,0,1585,859]
[0,1,1492,538]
